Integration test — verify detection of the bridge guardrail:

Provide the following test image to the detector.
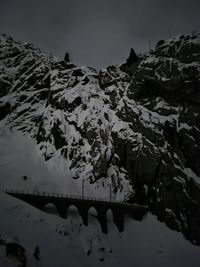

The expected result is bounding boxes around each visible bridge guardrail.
[2,188,148,208]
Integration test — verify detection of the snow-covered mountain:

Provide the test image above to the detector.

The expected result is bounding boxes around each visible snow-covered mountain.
[0,32,200,249]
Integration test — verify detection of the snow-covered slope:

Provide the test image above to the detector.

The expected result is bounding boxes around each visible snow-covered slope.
[0,34,132,201]
[0,33,200,246]
[0,190,200,267]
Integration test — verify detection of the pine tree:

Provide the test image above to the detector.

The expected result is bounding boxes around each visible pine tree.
[126,48,138,66]
[64,52,70,62]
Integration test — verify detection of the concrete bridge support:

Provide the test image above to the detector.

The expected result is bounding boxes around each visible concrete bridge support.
[55,203,67,218]
[96,207,108,234]
[76,205,90,226]
[113,208,125,232]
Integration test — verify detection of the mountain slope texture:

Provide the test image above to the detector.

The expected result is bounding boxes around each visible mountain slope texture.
[0,33,200,245]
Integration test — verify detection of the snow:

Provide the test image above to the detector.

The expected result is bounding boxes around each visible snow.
[0,191,200,267]
[0,123,74,193]
[154,98,179,112]
[0,122,132,201]
[184,168,200,185]
[178,123,192,131]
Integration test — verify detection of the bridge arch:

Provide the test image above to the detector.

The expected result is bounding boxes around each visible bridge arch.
[106,208,114,220]
[88,207,98,217]
[67,204,81,218]
[43,203,59,215]
[88,207,98,225]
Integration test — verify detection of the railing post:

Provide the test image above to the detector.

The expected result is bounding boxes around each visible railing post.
[109,183,112,202]
[82,179,85,199]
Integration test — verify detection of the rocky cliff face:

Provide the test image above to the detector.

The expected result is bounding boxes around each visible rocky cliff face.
[0,33,200,244]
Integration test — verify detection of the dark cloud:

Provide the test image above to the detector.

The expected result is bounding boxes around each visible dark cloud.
[0,0,200,68]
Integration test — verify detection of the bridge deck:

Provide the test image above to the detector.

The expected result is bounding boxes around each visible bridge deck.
[5,189,147,209]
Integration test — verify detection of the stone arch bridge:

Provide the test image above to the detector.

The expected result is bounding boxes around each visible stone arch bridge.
[5,190,148,234]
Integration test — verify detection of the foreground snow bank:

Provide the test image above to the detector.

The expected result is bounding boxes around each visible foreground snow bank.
[0,191,200,267]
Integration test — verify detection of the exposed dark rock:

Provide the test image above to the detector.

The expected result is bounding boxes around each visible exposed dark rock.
[33,246,41,260]
[6,242,26,267]
[0,102,10,120]
[156,40,165,47]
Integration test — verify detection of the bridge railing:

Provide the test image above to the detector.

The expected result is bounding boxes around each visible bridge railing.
[2,188,128,204]
[2,188,148,208]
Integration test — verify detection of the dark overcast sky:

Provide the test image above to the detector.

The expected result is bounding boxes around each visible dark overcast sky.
[0,0,200,69]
